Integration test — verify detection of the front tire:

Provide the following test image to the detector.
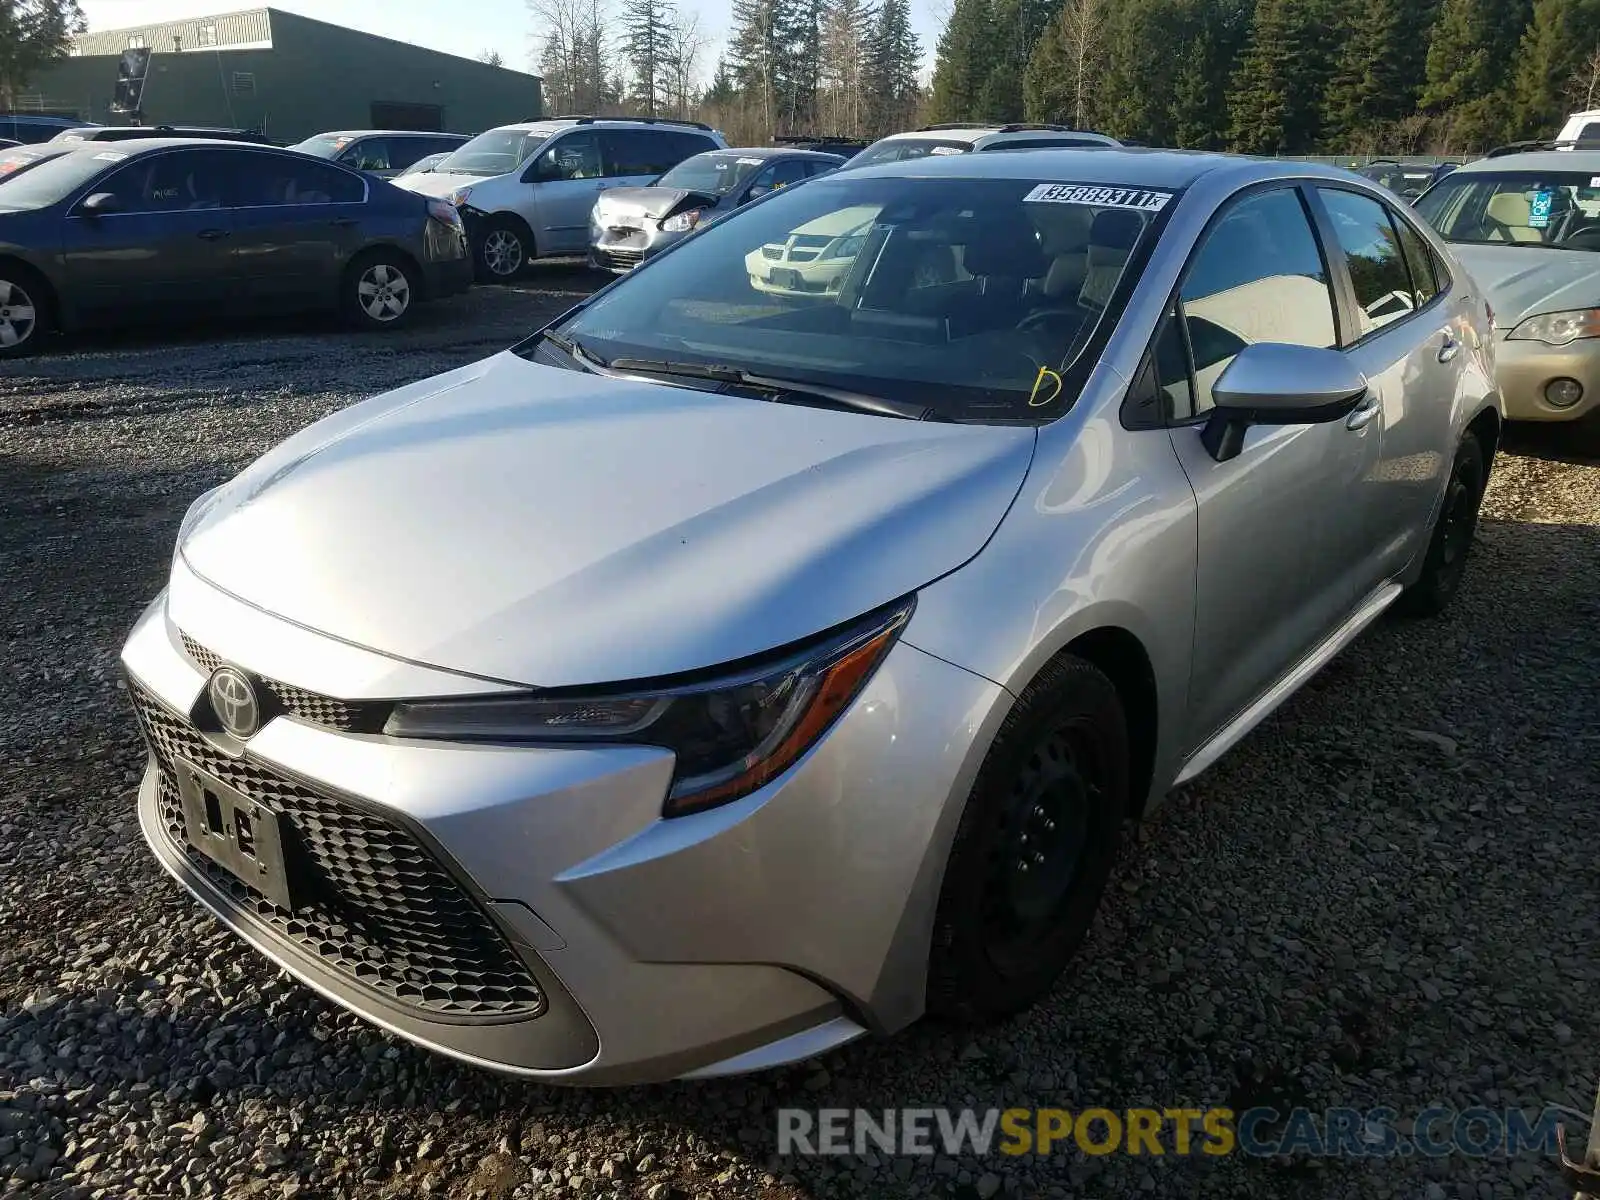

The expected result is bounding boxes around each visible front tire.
[927,654,1130,1023]
[343,253,416,331]
[1395,435,1486,617]
[476,217,529,282]
[0,270,49,359]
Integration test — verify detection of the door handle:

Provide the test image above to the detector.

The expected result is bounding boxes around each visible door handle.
[329,217,359,228]
[1438,331,1461,363]
[1346,391,1381,432]
[196,228,230,241]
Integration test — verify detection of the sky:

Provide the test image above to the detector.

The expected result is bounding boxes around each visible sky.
[79,0,945,84]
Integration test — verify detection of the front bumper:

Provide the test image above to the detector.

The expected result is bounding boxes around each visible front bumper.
[1493,334,1600,421]
[589,223,683,274]
[120,563,1007,1084]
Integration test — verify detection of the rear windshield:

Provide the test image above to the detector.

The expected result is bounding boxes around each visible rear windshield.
[437,129,549,177]
[290,134,353,159]
[549,175,1174,423]
[1415,171,1600,250]
[656,151,767,195]
[849,138,973,167]
[0,148,120,211]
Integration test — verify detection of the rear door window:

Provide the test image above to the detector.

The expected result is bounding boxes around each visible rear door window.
[1390,212,1440,306]
[1316,187,1417,340]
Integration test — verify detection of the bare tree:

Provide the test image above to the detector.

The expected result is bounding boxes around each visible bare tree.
[478,48,507,67]
[1571,44,1600,112]
[665,8,708,118]
[529,0,612,113]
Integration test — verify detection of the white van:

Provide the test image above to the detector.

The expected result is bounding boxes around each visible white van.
[394,117,726,280]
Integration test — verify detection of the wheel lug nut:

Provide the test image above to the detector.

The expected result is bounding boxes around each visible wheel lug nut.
[1033,852,1044,864]
[1045,820,1055,831]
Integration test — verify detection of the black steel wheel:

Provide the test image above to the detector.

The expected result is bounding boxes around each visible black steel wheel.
[928,654,1129,1023]
[1396,435,1487,617]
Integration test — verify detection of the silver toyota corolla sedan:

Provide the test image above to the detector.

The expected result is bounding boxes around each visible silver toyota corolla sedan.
[122,150,1502,1086]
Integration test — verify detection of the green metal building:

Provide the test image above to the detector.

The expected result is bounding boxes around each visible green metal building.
[21,7,541,142]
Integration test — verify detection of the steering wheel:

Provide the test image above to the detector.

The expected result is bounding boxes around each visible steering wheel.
[1556,226,1600,250]
[1016,307,1085,335]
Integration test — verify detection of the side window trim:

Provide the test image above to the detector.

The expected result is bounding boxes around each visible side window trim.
[1123,180,1343,430]
[1305,184,1443,350]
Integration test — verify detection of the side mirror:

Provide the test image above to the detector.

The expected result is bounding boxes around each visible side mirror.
[81,192,121,216]
[1201,342,1369,463]
[744,183,772,203]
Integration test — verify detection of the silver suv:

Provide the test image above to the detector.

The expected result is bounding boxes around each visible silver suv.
[850,122,1120,168]
[395,116,726,279]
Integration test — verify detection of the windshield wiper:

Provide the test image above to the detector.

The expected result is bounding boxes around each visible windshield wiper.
[606,357,935,421]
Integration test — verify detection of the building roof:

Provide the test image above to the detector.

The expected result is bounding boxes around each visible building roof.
[71,6,538,78]
[73,7,274,55]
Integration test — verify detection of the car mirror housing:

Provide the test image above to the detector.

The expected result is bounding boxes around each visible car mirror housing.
[1202,342,1369,463]
[81,192,121,216]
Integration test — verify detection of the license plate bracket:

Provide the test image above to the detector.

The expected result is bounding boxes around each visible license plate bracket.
[771,267,801,289]
[175,761,302,912]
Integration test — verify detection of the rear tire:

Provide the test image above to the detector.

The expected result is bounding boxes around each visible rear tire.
[1395,434,1486,617]
[0,267,50,359]
[927,654,1129,1023]
[343,252,416,331]
[475,217,530,283]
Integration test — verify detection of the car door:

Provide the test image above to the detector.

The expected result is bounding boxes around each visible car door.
[61,147,239,319]
[1310,186,1460,581]
[1161,184,1384,746]
[523,131,603,253]
[227,151,369,308]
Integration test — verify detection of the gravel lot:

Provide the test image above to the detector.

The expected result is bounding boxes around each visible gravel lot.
[2,275,1598,1200]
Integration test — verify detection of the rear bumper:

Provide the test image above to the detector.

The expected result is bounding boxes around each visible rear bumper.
[1494,335,1600,421]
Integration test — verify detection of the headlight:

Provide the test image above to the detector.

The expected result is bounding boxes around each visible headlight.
[385,598,913,816]
[447,187,473,208]
[660,209,704,233]
[1506,309,1600,345]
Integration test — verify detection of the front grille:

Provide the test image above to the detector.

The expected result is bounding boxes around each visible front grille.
[131,679,546,1021]
[594,246,643,270]
[180,633,391,734]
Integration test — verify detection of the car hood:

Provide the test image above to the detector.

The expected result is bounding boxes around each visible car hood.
[179,352,1036,688]
[1448,243,1600,327]
[391,169,490,198]
[594,186,722,224]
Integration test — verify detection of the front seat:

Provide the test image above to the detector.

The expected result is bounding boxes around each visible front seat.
[1079,209,1144,310]
[1485,192,1542,242]
[953,220,1049,332]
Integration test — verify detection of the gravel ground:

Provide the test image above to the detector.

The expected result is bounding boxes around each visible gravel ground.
[2,279,1598,1200]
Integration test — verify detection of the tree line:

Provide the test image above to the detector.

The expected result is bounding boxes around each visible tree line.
[933,0,1600,153]
[528,0,922,145]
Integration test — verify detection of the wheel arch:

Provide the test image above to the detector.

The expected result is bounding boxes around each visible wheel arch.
[0,255,62,330]
[1055,626,1160,820]
[1464,403,1501,476]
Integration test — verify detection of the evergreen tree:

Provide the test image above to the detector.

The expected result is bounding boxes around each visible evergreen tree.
[727,0,785,131]
[1510,0,1600,137]
[928,0,998,121]
[622,0,674,115]
[1095,0,1183,141]
[865,0,921,134]
[1226,0,1333,152]
[1170,0,1252,148]
[1322,0,1429,148]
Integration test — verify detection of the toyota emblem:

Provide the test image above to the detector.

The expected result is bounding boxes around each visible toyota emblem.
[208,666,261,739]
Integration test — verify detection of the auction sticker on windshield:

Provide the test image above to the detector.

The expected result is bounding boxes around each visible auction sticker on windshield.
[1024,184,1172,211]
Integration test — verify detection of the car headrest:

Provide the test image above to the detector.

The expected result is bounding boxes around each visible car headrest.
[1088,207,1143,252]
[1485,192,1531,227]
[961,218,1049,279]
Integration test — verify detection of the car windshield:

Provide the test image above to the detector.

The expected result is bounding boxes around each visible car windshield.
[545,175,1173,423]
[290,134,353,159]
[1415,170,1600,250]
[0,146,63,182]
[0,147,120,211]
[850,138,973,167]
[437,129,548,177]
[656,151,767,195]
[1360,164,1440,193]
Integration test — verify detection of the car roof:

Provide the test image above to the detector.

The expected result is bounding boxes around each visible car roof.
[57,137,291,154]
[1453,149,1600,172]
[838,145,1364,191]
[714,146,844,161]
[311,130,468,139]
[485,118,713,136]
